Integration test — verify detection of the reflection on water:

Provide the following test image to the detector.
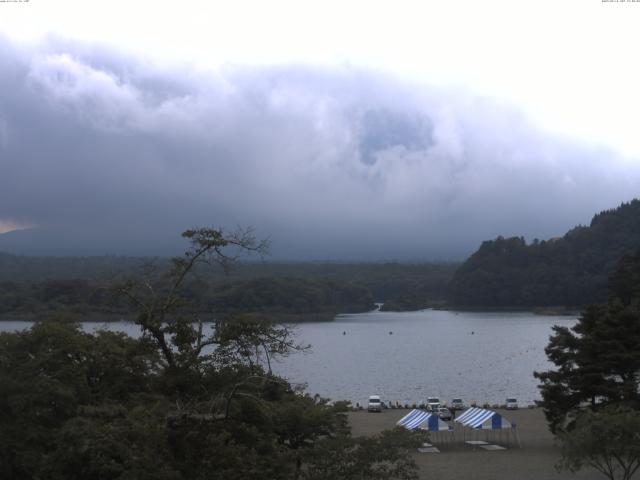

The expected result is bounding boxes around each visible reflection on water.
[0,310,575,407]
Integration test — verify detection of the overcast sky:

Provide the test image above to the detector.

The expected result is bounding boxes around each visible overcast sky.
[0,0,639,259]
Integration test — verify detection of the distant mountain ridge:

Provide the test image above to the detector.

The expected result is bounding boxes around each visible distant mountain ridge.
[449,199,640,308]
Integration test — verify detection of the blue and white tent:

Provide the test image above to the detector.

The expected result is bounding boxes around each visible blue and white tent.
[454,407,520,447]
[454,407,513,430]
[397,409,452,432]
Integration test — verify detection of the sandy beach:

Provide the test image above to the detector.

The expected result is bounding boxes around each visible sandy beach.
[348,407,605,480]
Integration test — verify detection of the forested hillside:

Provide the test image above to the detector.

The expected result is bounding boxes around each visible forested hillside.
[0,255,456,320]
[449,200,640,308]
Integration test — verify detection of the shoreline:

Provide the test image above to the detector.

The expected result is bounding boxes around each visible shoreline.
[348,407,601,480]
[0,305,582,322]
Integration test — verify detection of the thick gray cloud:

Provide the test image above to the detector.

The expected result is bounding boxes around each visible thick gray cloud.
[1,37,639,259]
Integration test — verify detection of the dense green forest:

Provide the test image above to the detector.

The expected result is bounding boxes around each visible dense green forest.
[449,199,640,308]
[0,273,375,322]
[3,199,640,315]
[0,228,421,480]
[0,253,456,320]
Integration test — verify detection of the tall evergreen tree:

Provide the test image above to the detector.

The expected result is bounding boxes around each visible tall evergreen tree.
[535,250,640,433]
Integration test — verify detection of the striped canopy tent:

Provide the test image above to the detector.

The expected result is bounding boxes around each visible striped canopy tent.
[454,407,520,447]
[397,409,453,442]
[455,407,512,430]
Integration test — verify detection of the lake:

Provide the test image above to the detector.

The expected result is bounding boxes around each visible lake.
[0,309,575,407]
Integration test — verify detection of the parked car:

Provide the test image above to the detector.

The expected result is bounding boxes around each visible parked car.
[368,395,383,412]
[437,406,452,421]
[427,397,441,412]
[505,398,518,410]
[450,398,465,410]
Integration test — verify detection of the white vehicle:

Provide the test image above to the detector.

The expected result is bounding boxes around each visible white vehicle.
[450,398,465,411]
[427,397,441,412]
[368,395,383,412]
[437,406,452,421]
[505,398,518,410]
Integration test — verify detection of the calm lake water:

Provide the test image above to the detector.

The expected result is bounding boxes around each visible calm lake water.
[0,309,575,407]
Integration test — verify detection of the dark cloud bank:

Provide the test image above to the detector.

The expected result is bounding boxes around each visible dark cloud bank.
[1,37,638,260]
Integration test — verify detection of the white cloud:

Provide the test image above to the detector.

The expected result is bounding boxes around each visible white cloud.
[1,39,640,258]
[2,0,640,157]
[28,53,142,131]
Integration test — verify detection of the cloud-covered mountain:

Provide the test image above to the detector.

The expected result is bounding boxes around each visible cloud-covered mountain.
[1,36,639,259]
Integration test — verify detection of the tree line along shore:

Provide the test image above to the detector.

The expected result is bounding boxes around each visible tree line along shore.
[1,199,640,321]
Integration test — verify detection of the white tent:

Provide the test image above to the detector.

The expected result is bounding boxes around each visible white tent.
[455,407,512,429]
[397,409,452,431]
[397,409,453,443]
[454,407,520,447]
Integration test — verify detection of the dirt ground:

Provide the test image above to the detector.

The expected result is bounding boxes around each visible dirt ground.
[348,408,606,480]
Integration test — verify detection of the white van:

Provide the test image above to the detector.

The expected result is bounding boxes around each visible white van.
[368,395,383,412]
[506,398,518,410]
[427,397,441,412]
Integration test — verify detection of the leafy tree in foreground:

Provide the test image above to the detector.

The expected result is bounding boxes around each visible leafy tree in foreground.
[0,321,162,480]
[113,227,271,372]
[0,227,421,479]
[301,428,421,480]
[557,406,640,480]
